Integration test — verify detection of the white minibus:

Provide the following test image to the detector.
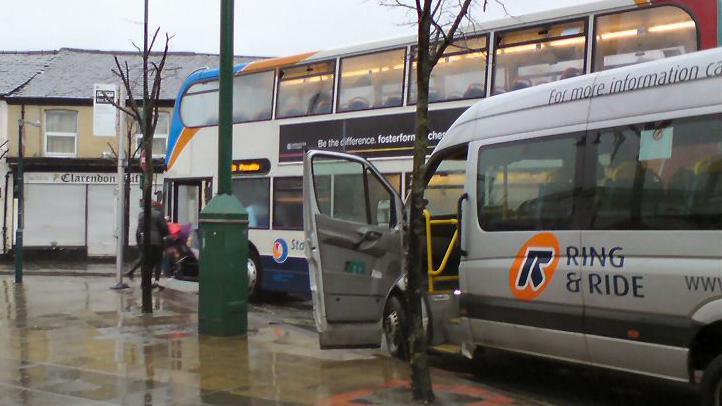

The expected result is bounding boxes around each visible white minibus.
[303,47,722,404]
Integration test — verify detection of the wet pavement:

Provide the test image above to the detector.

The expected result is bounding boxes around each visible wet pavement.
[0,274,532,405]
[0,261,116,277]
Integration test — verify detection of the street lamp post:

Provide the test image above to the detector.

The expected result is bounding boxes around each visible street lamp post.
[15,106,40,284]
[198,0,249,336]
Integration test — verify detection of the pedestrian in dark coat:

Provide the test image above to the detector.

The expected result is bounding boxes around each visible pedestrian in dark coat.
[126,201,169,286]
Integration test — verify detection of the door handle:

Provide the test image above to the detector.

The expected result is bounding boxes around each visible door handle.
[354,230,383,249]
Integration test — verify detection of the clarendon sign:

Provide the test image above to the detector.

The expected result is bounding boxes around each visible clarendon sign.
[24,172,144,185]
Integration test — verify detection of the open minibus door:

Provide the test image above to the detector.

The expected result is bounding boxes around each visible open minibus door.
[303,150,404,349]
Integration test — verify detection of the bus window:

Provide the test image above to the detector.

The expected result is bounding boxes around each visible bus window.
[589,115,722,230]
[338,48,406,112]
[180,80,219,127]
[233,70,275,122]
[492,20,587,95]
[232,177,270,229]
[277,61,335,119]
[477,135,583,230]
[273,177,304,230]
[593,6,697,72]
[409,36,488,104]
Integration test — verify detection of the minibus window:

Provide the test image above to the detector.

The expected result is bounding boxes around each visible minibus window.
[492,20,587,95]
[477,135,581,230]
[425,159,467,217]
[589,115,722,230]
[312,157,396,227]
[232,178,270,229]
[338,49,406,112]
[408,36,488,104]
[593,6,697,72]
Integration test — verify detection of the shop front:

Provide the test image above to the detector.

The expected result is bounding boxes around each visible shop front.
[6,158,164,258]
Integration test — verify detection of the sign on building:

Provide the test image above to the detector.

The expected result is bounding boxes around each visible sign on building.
[93,84,118,136]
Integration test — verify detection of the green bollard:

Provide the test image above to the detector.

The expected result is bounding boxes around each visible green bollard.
[198,194,248,336]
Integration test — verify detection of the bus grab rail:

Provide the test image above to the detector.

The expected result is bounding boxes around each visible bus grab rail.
[423,209,460,293]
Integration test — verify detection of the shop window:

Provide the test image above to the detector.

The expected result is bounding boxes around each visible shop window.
[273,177,304,230]
[180,80,219,127]
[409,36,488,104]
[136,112,170,158]
[338,49,406,112]
[589,114,722,230]
[232,177,270,229]
[492,20,587,95]
[276,61,335,119]
[233,70,275,122]
[593,6,697,72]
[45,110,78,157]
[477,135,583,230]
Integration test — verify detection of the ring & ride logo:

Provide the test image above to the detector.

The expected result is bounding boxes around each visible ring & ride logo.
[509,232,560,301]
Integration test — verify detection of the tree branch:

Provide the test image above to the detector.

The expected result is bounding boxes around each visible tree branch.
[431,0,473,65]
[147,27,161,55]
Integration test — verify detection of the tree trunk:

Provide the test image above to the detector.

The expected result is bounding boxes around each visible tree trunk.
[140,0,153,314]
[406,1,435,402]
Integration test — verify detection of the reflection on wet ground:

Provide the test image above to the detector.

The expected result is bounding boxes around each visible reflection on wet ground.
[0,275,527,405]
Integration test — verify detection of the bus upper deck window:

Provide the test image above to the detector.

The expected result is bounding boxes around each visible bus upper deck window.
[337,48,406,113]
[593,6,697,72]
[492,20,587,95]
[233,70,275,122]
[276,61,335,119]
[180,81,219,127]
[408,36,488,104]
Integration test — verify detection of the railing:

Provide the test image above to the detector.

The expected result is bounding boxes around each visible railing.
[423,209,460,293]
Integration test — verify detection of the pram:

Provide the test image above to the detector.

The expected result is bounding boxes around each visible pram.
[165,223,199,281]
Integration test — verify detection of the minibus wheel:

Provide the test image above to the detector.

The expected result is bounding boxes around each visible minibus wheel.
[701,354,722,406]
[383,295,409,360]
[248,250,262,302]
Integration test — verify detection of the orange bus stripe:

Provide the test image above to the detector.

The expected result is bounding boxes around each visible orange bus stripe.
[167,127,200,171]
[241,51,317,73]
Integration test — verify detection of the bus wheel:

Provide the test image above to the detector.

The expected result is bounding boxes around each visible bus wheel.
[701,354,722,406]
[248,251,262,302]
[383,295,409,360]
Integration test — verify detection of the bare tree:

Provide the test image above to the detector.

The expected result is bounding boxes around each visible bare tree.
[104,0,171,313]
[380,0,486,402]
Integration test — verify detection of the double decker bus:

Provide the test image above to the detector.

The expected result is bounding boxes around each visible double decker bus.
[164,0,720,299]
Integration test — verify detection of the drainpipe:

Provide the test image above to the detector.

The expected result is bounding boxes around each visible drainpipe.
[2,171,9,254]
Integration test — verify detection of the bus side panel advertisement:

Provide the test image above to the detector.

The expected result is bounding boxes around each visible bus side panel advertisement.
[278,108,466,162]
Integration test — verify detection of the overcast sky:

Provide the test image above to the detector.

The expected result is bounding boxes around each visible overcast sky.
[0,0,597,57]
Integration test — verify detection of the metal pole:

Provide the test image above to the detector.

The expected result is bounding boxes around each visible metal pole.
[14,106,24,284]
[218,0,234,195]
[198,0,247,337]
[112,86,129,290]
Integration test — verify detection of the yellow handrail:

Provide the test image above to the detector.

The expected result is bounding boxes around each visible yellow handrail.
[423,209,460,293]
